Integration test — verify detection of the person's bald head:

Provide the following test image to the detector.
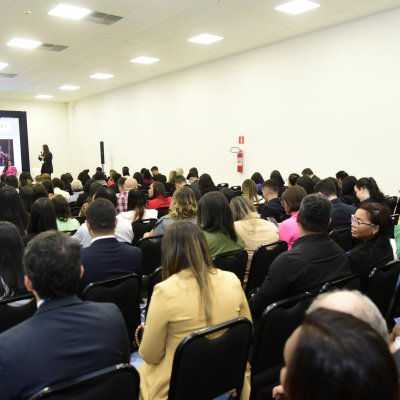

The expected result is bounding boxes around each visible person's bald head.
[124,177,138,191]
[307,290,388,342]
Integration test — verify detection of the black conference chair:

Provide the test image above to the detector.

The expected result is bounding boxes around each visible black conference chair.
[318,273,361,294]
[27,363,140,400]
[213,249,248,283]
[217,183,229,188]
[250,292,315,400]
[0,293,37,334]
[156,207,170,218]
[131,218,158,246]
[386,196,399,214]
[390,214,399,239]
[230,186,242,195]
[145,266,163,320]
[329,227,354,252]
[245,241,288,298]
[81,273,141,347]
[168,317,252,400]
[63,229,77,236]
[138,235,163,276]
[366,260,400,328]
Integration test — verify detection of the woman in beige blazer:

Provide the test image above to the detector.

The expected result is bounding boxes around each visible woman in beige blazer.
[139,221,252,400]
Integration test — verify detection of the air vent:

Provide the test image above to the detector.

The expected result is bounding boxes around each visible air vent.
[0,73,17,78]
[41,43,68,52]
[85,11,123,25]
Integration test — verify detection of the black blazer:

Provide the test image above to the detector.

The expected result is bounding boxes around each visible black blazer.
[0,295,130,400]
[40,152,53,174]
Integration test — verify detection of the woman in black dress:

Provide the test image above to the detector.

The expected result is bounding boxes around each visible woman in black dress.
[38,144,53,175]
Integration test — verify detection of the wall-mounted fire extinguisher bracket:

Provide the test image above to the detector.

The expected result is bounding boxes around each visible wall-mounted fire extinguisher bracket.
[230,147,244,173]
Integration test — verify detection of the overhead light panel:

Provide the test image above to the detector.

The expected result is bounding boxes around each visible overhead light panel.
[35,94,54,99]
[7,38,42,49]
[90,73,114,80]
[275,0,320,15]
[59,85,80,91]
[0,62,8,70]
[48,3,92,20]
[130,56,159,65]
[188,33,224,45]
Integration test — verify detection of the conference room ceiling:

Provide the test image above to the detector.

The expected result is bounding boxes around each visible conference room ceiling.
[1,0,399,103]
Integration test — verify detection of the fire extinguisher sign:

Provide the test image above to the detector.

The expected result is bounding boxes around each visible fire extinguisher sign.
[239,136,244,144]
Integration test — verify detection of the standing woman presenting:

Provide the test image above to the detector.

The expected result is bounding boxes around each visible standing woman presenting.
[38,144,53,175]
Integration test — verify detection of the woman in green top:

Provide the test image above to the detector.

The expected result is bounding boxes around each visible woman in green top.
[197,191,244,258]
[52,195,80,232]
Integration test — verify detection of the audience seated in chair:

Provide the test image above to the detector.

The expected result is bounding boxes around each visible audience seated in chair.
[249,194,350,319]
[138,221,251,400]
[81,198,142,289]
[260,179,287,223]
[117,177,138,214]
[0,231,131,400]
[146,181,171,210]
[52,195,80,233]
[117,189,157,224]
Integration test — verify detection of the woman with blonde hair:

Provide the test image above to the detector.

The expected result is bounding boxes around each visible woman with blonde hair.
[145,186,197,237]
[230,196,279,282]
[242,179,264,206]
[139,221,251,400]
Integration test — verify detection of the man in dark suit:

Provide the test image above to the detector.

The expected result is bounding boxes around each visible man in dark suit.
[0,231,130,400]
[315,178,356,230]
[260,179,287,222]
[250,194,351,319]
[81,198,143,288]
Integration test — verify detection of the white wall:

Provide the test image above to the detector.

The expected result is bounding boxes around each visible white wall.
[0,99,69,178]
[7,8,400,195]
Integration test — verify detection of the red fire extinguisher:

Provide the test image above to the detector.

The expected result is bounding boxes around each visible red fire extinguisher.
[237,150,244,173]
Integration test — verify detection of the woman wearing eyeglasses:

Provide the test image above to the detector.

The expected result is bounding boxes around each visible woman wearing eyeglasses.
[347,202,393,284]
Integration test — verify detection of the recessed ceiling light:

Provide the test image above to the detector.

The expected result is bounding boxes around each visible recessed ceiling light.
[275,0,320,15]
[130,56,159,65]
[7,38,42,49]
[0,62,8,70]
[48,3,92,20]
[35,94,54,99]
[89,73,114,80]
[59,85,80,91]
[188,33,224,45]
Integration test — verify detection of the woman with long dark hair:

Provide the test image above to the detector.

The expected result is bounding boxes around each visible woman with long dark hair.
[146,181,171,210]
[198,173,217,197]
[118,189,157,223]
[0,221,26,299]
[354,177,386,205]
[139,221,251,400]
[52,195,80,232]
[38,144,53,175]
[0,186,28,235]
[197,191,244,258]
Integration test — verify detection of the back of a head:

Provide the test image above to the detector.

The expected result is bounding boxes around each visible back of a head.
[288,173,300,186]
[189,167,199,178]
[297,193,332,233]
[5,175,18,189]
[175,167,184,176]
[152,181,167,198]
[359,202,391,238]
[336,170,349,181]
[302,168,313,176]
[242,179,258,200]
[122,166,130,176]
[71,179,83,192]
[230,196,256,221]
[197,191,237,241]
[42,179,54,194]
[284,308,399,400]
[133,172,144,186]
[77,170,90,186]
[281,185,307,213]
[219,187,236,203]
[199,173,215,191]
[51,178,65,190]
[32,183,48,202]
[124,177,138,191]
[315,178,337,197]
[169,186,197,219]
[127,189,146,213]
[356,177,385,202]
[19,186,34,213]
[41,173,51,181]
[24,231,82,299]
[86,198,116,233]
[27,197,57,234]
[52,195,71,221]
[296,175,315,194]
[0,186,28,234]
[174,175,186,186]
[168,170,177,183]
[262,179,279,194]
[341,175,357,196]
[93,171,106,181]
[251,172,264,185]
[0,221,25,296]
[307,290,389,342]
[270,170,284,186]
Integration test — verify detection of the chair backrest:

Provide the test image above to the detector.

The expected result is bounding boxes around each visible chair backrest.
[27,363,140,400]
[131,219,158,246]
[366,260,400,323]
[145,266,163,319]
[75,216,86,225]
[390,214,399,239]
[213,250,248,283]
[230,186,242,195]
[69,206,81,218]
[63,229,77,236]
[318,273,361,294]
[217,183,229,188]
[245,241,288,298]
[81,273,141,343]
[157,207,170,218]
[0,293,37,334]
[251,292,315,377]
[168,318,252,400]
[138,235,163,275]
[386,196,399,214]
[328,227,354,252]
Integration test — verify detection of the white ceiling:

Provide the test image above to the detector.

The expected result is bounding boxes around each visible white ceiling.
[1,0,400,102]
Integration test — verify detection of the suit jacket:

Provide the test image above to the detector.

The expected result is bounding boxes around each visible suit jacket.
[0,295,130,400]
[260,198,287,222]
[139,268,251,400]
[330,198,356,230]
[81,237,142,287]
[249,234,351,318]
